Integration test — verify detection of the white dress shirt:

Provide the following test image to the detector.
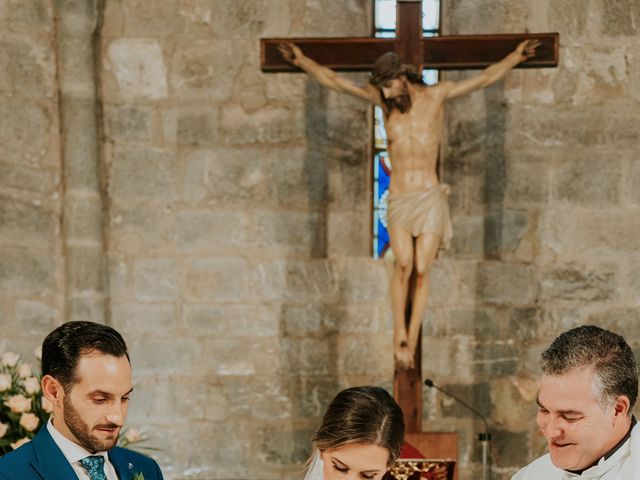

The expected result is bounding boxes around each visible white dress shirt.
[47,418,119,480]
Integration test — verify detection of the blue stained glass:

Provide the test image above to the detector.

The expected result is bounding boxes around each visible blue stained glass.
[373,152,392,258]
[372,0,441,258]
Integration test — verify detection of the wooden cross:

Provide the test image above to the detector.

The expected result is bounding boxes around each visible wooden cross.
[261,0,558,436]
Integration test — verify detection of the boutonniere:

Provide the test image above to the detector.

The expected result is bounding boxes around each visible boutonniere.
[133,473,145,480]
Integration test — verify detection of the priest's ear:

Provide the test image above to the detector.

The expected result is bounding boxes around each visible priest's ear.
[611,394,631,418]
[41,374,65,409]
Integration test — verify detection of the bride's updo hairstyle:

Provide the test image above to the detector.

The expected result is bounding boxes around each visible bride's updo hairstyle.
[311,386,405,466]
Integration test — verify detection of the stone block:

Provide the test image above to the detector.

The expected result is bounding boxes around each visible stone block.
[12,300,58,335]
[335,335,391,376]
[6,0,52,31]
[204,338,282,376]
[0,250,56,294]
[59,96,99,192]
[186,257,248,301]
[182,148,275,206]
[220,104,303,144]
[0,36,55,97]
[586,309,640,339]
[128,337,202,374]
[66,297,105,324]
[517,110,639,148]
[492,429,530,468]
[477,262,537,306]
[167,210,247,250]
[279,303,324,337]
[111,303,177,335]
[64,197,103,242]
[474,342,518,377]
[58,36,95,91]
[106,39,167,99]
[601,0,640,36]
[540,263,617,303]
[267,150,328,208]
[440,382,491,419]
[280,338,333,376]
[630,156,640,206]
[327,209,369,256]
[421,335,476,380]
[128,375,228,422]
[508,308,539,342]
[540,208,640,256]
[169,41,237,101]
[337,258,388,302]
[110,205,172,254]
[552,155,621,206]
[250,260,337,301]
[183,304,279,338]
[548,0,589,38]
[162,108,218,146]
[505,153,550,205]
[66,246,105,293]
[490,378,538,431]
[0,162,57,195]
[290,376,340,418]
[121,0,179,36]
[0,195,55,249]
[254,210,320,254]
[104,105,152,142]
[0,99,50,164]
[451,215,484,258]
[131,258,181,301]
[109,146,178,200]
[482,209,528,256]
[258,424,312,466]
[425,308,508,341]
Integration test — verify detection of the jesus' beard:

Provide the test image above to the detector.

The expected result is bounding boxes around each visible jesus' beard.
[387,94,411,114]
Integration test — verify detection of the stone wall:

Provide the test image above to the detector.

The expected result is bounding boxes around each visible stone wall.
[1,1,639,479]
[0,1,64,353]
[432,0,640,477]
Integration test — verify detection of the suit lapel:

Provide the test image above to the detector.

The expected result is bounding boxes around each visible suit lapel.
[109,448,133,480]
[30,427,79,480]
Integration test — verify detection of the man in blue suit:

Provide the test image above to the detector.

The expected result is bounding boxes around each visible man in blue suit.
[0,321,164,479]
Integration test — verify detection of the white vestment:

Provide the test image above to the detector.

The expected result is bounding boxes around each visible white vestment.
[304,451,323,480]
[512,422,640,480]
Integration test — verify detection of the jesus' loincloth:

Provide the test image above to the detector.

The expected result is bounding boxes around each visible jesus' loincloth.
[387,184,453,249]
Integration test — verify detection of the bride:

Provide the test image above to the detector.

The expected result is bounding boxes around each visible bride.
[304,386,404,480]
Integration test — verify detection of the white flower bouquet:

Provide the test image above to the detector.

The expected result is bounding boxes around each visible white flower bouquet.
[0,348,51,456]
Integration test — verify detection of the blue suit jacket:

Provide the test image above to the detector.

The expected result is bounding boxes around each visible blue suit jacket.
[0,426,163,480]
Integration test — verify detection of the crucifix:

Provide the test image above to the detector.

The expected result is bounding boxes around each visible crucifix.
[261,0,558,470]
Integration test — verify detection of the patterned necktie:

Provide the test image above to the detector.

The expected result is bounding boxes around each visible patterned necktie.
[80,455,108,480]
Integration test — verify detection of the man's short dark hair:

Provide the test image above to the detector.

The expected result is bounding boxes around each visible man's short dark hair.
[42,321,130,390]
[541,325,639,410]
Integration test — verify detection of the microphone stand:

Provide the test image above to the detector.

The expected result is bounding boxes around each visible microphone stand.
[425,379,491,480]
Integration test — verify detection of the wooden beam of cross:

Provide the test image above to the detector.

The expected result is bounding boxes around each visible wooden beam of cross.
[261,2,558,73]
[260,0,559,435]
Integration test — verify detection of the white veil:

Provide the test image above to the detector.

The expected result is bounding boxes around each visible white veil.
[303,449,323,480]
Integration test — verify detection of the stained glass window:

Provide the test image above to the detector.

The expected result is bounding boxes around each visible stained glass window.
[372,0,442,258]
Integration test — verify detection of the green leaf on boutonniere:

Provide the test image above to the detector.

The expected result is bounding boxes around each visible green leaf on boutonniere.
[133,473,145,480]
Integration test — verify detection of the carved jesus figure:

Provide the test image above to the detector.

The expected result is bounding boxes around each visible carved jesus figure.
[279,40,540,369]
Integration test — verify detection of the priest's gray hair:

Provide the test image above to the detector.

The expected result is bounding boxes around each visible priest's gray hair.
[540,325,638,412]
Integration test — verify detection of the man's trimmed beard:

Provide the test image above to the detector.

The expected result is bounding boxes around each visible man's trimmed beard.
[63,394,119,453]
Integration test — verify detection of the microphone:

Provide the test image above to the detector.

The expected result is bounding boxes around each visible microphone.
[424,378,490,438]
[425,378,492,480]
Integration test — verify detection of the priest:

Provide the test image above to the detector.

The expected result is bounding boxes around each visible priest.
[513,325,640,479]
